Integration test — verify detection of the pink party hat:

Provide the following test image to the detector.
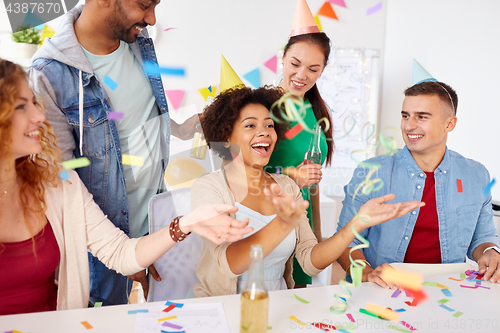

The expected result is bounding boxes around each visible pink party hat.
[290,0,321,37]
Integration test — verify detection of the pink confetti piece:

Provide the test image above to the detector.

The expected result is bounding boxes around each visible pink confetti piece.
[346,313,355,322]
[460,285,478,289]
[405,290,411,297]
[328,0,347,8]
[163,27,177,32]
[366,2,382,15]
[162,321,183,329]
[108,112,124,120]
[391,290,401,298]
[400,321,417,331]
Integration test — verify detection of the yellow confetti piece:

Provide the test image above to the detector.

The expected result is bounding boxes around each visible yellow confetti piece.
[81,321,93,329]
[437,283,450,290]
[381,268,423,291]
[366,302,400,322]
[13,330,24,333]
[122,154,144,166]
[158,316,177,322]
[289,316,306,326]
[61,157,90,170]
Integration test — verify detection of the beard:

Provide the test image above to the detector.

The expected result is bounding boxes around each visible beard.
[106,0,144,43]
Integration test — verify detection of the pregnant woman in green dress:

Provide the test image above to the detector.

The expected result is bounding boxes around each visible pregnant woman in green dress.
[266,0,334,287]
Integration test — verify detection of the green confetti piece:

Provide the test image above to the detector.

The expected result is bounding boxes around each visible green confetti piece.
[453,311,464,318]
[267,326,272,330]
[460,273,466,279]
[294,294,309,304]
[62,157,90,170]
[437,299,449,304]
[359,308,386,320]
[388,325,412,333]
[422,282,438,287]
[94,302,102,307]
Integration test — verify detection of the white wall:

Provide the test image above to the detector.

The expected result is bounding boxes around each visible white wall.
[381,0,500,201]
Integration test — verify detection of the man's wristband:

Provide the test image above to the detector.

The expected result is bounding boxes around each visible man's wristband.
[483,246,500,255]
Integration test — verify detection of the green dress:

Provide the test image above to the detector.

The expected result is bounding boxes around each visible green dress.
[265,99,328,285]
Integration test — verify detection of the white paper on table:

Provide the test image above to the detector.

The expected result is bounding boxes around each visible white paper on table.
[134,302,230,333]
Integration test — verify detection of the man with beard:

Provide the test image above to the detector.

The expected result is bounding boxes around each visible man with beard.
[28,0,198,304]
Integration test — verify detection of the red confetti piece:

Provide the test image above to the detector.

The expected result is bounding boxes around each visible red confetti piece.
[457,179,463,193]
[163,304,176,312]
[285,123,304,140]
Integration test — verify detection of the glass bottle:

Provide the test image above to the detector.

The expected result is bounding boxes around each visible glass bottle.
[240,245,268,333]
[190,123,208,160]
[303,124,322,188]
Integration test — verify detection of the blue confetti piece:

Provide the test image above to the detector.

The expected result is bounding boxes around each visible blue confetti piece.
[439,304,455,312]
[59,170,69,181]
[441,288,452,297]
[143,61,185,77]
[208,85,212,92]
[161,331,185,333]
[484,178,496,195]
[128,309,149,314]
[394,308,406,312]
[165,301,184,308]
[103,75,118,91]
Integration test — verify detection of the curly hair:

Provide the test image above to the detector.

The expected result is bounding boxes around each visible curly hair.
[0,60,61,250]
[202,86,288,161]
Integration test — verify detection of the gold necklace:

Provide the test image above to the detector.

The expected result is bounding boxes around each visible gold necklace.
[0,176,17,200]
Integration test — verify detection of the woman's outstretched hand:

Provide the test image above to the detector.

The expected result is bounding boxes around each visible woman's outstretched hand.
[353,194,425,232]
[264,183,309,228]
[180,204,253,244]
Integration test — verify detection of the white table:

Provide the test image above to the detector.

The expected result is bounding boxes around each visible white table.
[1,273,499,332]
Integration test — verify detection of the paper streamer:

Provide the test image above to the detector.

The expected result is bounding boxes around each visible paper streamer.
[62,157,90,170]
[122,154,144,166]
[128,309,149,314]
[294,294,310,304]
[441,289,452,297]
[108,111,124,120]
[81,321,93,329]
[366,2,383,15]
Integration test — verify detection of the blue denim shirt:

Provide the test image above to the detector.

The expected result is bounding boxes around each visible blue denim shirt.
[28,5,170,304]
[336,146,499,268]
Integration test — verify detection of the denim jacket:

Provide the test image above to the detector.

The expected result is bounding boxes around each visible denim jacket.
[28,6,170,304]
[337,146,499,268]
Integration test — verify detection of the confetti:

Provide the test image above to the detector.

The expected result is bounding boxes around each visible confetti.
[359,308,386,320]
[93,302,102,307]
[422,282,438,287]
[163,304,176,312]
[285,123,304,140]
[387,325,412,333]
[394,308,406,312]
[460,285,478,289]
[59,170,70,181]
[161,331,185,333]
[62,157,90,170]
[366,302,399,322]
[400,321,417,331]
[381,269,423,291]
[346,313,355,322]
[391,290,401,298]
[484,178,496,195]
[439,304,455,312]
[165,301,184,308]
[366,1,382,15]
[122,154,144,166]
[441,288,452,297]
[162,322,183,329]
[128,309,149,314]
[108,112,124,120]
[103,75,118,91]
[453,311,464,318]
[437,299,449,304]
[449,277,462,282]
[460,273,466,279]
[144,61,185,77]
[290,316,306,326]
[163,27,177,32]
[81,321,93,329]
[158,316,177,322]
[294,294,310,304]
[457,179,463,193]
